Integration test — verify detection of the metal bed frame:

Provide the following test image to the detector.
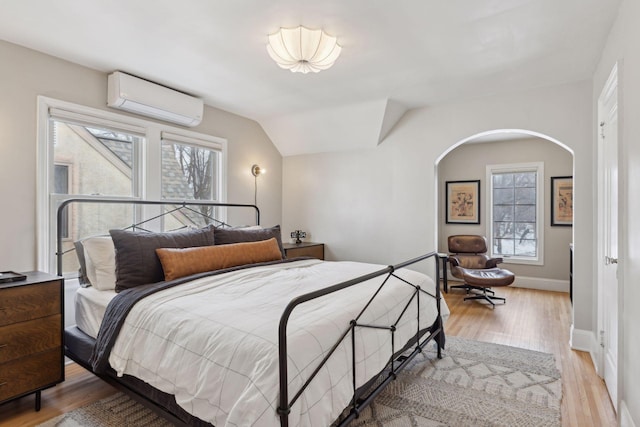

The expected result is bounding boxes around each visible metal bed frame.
[56,197,445,427]
[279,253,444,427]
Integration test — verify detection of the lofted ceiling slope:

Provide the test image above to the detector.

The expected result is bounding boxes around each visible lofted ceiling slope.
[0,0,621,155]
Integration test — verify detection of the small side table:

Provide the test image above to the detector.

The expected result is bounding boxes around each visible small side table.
[283,242,325,260]
[0,271,64,411]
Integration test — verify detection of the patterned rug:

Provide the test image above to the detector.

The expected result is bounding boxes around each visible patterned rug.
[38,336,561,427]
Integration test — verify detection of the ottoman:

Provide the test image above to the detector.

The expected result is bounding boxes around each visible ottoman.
[459,267,515,308]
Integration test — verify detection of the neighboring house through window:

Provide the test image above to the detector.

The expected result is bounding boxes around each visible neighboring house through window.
[161,132,223,228]
[486,162,544,265]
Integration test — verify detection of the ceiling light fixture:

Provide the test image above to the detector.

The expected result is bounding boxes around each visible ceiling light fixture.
[267,26,342,74]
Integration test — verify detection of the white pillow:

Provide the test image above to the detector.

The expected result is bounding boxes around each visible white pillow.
[83,236,117,291]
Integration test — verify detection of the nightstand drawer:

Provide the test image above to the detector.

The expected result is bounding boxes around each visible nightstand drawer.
[0,348,62,402]
[0,315,62,364]
[283,243,324,260]
[0,281,61,327]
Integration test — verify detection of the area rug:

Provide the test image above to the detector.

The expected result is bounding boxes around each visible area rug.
[38,336,561,427]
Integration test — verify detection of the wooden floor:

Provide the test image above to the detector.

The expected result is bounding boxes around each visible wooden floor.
[0,286,617,426]
[442,285,617,427]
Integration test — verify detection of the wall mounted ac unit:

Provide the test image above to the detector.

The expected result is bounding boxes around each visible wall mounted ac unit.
[107,71,204,127]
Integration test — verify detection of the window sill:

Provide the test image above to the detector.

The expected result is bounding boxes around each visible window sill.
[500,257,543,266]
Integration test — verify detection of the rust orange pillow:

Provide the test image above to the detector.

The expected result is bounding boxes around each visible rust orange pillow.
[156,237,283,281]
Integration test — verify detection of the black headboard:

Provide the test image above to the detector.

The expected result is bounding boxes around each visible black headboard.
[55,197,260,276]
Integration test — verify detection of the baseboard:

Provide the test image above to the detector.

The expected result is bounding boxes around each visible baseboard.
[569,325,595,351]
[443,274,569,293]
[570,325,601,374]
[621,400,638,427]
[510,276,569,293]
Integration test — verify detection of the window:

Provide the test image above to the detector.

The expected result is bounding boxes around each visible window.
[486,162,544,265]
[38,97,227,275]
[52,120,142,198]
[161,132,223,228]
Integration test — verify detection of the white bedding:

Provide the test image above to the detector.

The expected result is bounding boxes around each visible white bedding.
[106,259,449,426]
[75,286,117,339]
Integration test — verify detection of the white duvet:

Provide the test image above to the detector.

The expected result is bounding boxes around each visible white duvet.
[108,259,448,426]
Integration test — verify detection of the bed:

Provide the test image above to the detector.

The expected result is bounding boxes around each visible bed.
[57,198,448,427]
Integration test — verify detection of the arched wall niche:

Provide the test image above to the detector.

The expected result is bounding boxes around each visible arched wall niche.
[435,128,575,290]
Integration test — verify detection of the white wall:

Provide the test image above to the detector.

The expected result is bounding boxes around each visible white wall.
[0,40,283,273]
[283,80,593,331]
[593,0,640,424]
[438,138,573,284]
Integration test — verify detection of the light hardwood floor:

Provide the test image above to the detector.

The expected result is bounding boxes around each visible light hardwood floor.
[442,285,616,427]
[0,286,617,426]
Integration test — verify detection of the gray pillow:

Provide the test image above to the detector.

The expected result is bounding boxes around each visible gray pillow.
[73,240,91,287]
[214,225,285,257]
[110,225,216,292]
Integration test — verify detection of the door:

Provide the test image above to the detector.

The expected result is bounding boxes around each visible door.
[597,63,619,411]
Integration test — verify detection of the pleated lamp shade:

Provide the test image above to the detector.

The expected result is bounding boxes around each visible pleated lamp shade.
[267,26,342,74]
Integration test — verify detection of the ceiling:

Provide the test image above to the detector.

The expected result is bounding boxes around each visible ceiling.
[0,0,620,155]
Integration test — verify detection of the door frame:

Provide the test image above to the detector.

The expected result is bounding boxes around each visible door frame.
[596,61,623,412]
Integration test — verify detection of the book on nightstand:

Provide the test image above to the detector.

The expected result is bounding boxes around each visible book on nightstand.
[0,271,27,283]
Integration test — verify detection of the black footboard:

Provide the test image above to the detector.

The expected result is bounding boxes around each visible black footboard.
[277,252,446,427]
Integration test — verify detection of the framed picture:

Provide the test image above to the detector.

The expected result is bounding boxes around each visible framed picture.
[551,176,573,226]
[446,180,480,224]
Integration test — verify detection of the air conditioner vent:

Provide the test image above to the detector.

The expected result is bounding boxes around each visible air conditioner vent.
[107,71,204,127]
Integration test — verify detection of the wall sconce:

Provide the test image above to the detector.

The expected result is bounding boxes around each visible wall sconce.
[251,164,265,177]
[251,164,265,206]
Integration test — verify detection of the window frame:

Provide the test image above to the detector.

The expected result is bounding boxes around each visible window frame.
[37,96,227,274]
[160,131,224,204]
[486,162,544,266]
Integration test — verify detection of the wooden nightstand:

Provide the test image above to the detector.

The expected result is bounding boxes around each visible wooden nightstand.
[0,271,64,411]
[283,242,325,260]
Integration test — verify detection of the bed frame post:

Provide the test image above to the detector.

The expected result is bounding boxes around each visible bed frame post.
[277,306,292,427]
[435,254,443,359]
[56,199,75,277]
